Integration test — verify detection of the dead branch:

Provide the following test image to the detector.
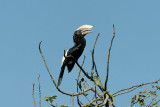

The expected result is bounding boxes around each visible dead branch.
[75,64,103,98]
[38,75,41,107]
[91,33,104,89]
[104,24,115,91]
[91,33,100,77]
[76,79,83,107]
[32,83,37,107]
[113,79,160,97]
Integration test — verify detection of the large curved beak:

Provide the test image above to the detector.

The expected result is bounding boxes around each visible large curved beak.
[76,25,93,36]
[81,28,92,35]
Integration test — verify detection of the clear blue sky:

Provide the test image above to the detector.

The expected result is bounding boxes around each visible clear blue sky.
[0,0,160,107]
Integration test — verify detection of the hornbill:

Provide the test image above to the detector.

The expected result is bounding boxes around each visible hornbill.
[58,25,93,86]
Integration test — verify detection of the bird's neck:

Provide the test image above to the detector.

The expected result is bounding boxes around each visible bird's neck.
[75,39,86,49]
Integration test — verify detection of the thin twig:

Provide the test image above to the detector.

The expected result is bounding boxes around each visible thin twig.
[81,55,86,72]
[104,24,115,91]
[65,54,94,81]
[65,54,104,92]
[39,41,57,86]
[151,99,160,106]
[91,33,100,77]
[88,98,103,104]
[76,79,82,107]
[113,79,160,97]
[91,33,104,89]
[114,87,137,97]
[130,94,150,106]
[95,86,98,106]
[38,75,41,107]
[32,83,37,107]
[95,63,104,89]
[99,95,109,106]
[76,56,86,107]
[76,64,98,102]
[147,96,155,107]
[75,64,103,98]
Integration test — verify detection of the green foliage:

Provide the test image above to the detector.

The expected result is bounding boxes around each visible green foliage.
[156,86,160,90]
[45,95,57,103]
[44,95,59,107]
[93,76,99,86]
[131,85,160,106]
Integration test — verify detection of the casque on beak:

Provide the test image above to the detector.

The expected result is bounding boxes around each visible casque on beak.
[76,25,93,36]
[81,28,92,36]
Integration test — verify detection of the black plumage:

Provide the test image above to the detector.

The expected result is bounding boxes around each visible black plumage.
[58,25,93,86]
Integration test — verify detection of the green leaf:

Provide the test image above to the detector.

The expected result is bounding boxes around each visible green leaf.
[44,97,49,102]
[156,86,160,90]
[152,101,157,105]
[139,99,145,105]
[131,97,135,104]
[139,94,146,98]
[49,98,53,103]
[44,95,57,103]
[93,76,99,86]
[91,71,95,77]
[81,78,84,82]
[149,91,157,97]
[51,95,57,99]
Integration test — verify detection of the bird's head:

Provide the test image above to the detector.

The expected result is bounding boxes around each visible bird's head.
[75,25,93,36]
[73,25,93,44]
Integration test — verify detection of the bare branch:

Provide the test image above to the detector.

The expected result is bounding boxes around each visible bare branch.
[113,79,160,97]
[76,79,83,107]
[75,64,103,98]
[130,94,150,106]
[147,96,155,107]
[39,41,57,86]
[93,33,100,51]
[150,99,160,106]
[95,86,98,106]
[91,33,100,77]
[89,98,103,104]
[76,56,86,107]
[99,95,109,106]
[38,75,41,107]
[104,24,115,91]
[65,54,104,92]
[114,87,137,97]
[91,33,104,89]
[32,83,37,107]
[65,54,94,81]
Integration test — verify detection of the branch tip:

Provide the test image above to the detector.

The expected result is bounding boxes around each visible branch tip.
[39,41,42,54]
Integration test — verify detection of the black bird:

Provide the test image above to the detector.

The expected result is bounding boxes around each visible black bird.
[58,25,93,86]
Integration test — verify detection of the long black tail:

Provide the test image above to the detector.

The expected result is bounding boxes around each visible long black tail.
[58,66,65,86]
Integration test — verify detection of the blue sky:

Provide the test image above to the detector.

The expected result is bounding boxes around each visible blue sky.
[0,0,160,107]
